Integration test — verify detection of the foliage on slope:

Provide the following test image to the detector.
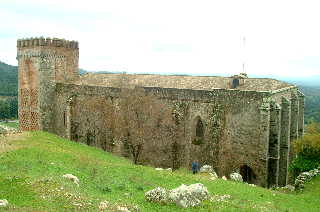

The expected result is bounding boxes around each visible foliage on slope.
[290,122,320,177]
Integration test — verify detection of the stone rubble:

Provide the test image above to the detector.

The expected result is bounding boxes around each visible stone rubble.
[168,183,210,208]
[0,124,18,137]
[295,167,320,189]
[230,173,243,182]
[0,199,8,207]
[62,174,79,187]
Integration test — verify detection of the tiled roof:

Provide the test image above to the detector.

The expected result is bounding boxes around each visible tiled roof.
[72,73,292,92]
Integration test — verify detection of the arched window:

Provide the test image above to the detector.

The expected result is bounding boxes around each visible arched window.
[196,118,203,138]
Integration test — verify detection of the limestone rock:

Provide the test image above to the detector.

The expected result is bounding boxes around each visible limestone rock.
[222,176,227,180]
[99,201,109,210]
[155,168,163,171]
[199,165,213,173]
[116,206,130,211]
[0,199,8,207]
[169,183,210,208]
[132,205,140,211]
[230,173,243,182]
[145,187,168,205]
[62,174,79,187]
[209,172,218,180]
[166,168,172,171]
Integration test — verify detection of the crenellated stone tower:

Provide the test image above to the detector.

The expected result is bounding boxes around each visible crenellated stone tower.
[16,36,79,132]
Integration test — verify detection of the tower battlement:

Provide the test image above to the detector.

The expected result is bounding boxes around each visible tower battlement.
[17,36,79,49]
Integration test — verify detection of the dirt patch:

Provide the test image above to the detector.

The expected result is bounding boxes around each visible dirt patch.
[0,132,30,154]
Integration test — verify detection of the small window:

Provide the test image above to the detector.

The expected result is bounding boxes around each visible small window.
[196,118,203,138]
[232,78,239,89]
[64,111,66,126]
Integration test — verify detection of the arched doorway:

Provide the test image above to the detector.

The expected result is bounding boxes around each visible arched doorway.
[236,165,256,183]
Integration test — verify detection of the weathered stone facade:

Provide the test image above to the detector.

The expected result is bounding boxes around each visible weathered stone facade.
[17,37,305,188]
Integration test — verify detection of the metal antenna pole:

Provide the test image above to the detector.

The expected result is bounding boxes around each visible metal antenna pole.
[243,38,245,72]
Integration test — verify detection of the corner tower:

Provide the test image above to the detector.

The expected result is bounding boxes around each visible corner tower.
[16,36,79,132]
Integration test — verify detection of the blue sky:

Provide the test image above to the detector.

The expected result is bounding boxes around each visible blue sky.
[1,0,319,77]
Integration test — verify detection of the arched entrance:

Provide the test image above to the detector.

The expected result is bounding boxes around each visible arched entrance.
[236,165,256,183]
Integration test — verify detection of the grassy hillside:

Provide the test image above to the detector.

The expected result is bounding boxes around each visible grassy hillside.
[0,132,319,211]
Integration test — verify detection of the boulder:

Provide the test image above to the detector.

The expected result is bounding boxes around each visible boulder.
[230,173,243,182]
[0,199,8,207]
[169,183,210,208]
[145,187,168,205]
[199,165,213,173]
[62,174,79,187]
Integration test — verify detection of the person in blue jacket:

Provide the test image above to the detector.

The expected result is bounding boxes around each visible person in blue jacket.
[191,158,198,174]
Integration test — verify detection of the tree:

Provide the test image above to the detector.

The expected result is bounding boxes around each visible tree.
[113,72,182,166]
[289,122,320,177]
[9,97,18,119]
[0,100,10,119]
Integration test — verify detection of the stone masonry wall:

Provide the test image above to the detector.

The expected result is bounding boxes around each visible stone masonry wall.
[55,83,275,186]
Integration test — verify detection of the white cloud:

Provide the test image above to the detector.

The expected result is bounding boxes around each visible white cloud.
[1,0,320,76]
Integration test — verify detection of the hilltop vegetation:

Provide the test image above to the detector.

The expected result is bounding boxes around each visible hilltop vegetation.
[0,62,18,96]
[0,131,320,211]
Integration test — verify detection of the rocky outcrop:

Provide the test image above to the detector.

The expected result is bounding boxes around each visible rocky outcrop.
[168,183,210,208]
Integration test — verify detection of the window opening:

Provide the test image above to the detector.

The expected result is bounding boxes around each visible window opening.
[196,118,203,138]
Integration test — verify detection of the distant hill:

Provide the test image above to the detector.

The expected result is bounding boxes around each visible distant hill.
[298,86,320,124]
[0,61,18,96]
[299,86,320,97]
[0,61,90,95]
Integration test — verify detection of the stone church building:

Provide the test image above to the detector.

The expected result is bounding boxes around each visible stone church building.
[16,36,304,187]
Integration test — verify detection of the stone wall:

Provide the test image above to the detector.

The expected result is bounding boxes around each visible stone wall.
[54,83,281,186]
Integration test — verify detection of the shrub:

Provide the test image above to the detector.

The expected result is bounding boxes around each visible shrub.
[192,138,203,145]
[290,122,320,178]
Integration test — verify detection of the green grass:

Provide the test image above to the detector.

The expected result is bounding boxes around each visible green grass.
[0,122,19,130]
[0,131,320,211]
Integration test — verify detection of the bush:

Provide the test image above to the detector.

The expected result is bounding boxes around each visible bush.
[290,122,320,178]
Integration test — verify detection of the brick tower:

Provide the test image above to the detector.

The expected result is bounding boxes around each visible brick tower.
[16,36,79,132]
